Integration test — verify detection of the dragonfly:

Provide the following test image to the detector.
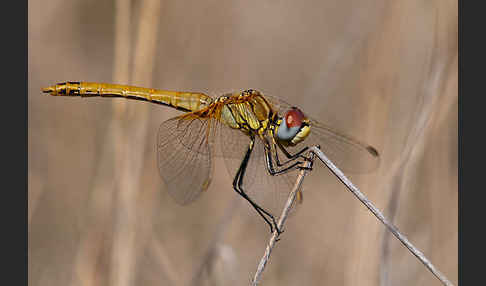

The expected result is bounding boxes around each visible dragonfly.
[42,82,380,234]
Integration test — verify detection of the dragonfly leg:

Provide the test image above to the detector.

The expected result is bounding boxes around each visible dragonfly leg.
[295,144,320,167]
[232,138,282,235]
[261,139,308,176]
[292,145,320,171]
[265,148,306,176]
[275,141,311,166]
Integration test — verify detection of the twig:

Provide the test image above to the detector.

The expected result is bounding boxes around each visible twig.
[251,152,315,285]
[71,0,132,284]
[112,0,131,86]
[110,1,161,286]
[380,52,457,284]
[309,146,454,286]
[252,146,453,285]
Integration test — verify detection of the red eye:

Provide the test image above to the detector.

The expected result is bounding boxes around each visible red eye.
[285,108,304,128]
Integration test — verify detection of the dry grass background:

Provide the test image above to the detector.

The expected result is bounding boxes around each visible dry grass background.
[28,0,457,285]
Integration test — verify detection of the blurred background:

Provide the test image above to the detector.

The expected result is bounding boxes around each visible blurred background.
[28,0,457,285]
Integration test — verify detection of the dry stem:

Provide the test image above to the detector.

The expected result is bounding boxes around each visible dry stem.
[252,146,454,286]
[110,1,161,286]
[309,146,454,286]
[251,152,315,285]
[70,0,132,285]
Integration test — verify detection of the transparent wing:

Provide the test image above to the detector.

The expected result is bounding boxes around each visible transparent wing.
[219,124,301,217]
[265,94,380,173]
[157,115,215,205]
[305,119,380,172]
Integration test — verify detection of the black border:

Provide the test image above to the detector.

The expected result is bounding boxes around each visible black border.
[4,0,27,284]
[460,1,484,285]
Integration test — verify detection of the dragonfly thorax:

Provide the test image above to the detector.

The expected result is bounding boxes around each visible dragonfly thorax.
[218,91,273,133]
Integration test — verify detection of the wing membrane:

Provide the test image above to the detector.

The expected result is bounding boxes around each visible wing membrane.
[157,115,214,205]
[305,119,380,172]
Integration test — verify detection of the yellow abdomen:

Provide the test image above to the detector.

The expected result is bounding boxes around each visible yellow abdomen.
[42,82,213,112]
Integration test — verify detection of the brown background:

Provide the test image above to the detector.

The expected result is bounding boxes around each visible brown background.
[29,0,458,285]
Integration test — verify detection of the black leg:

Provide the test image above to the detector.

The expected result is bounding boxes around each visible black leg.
[232,137,282,235]
[263,139,312,176]
[274,140,311,166]
[265,149,305,176]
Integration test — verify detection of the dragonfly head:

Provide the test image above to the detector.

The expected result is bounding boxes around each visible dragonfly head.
[275,107,310,146]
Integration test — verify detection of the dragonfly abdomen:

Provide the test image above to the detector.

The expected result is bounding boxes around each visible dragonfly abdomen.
[42,82,213,112]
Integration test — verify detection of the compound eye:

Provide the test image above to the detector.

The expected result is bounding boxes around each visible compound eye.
[285,108,304,128]
[277,108,305,141]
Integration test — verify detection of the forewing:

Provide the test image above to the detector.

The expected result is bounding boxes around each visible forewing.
[305,119,380,172]
[265,94,380,172]
[157,115,214,205]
